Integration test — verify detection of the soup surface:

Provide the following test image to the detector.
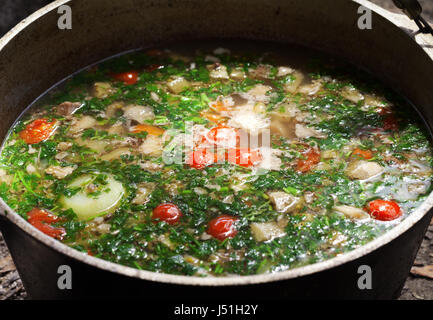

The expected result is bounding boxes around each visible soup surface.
[1,42,432,276]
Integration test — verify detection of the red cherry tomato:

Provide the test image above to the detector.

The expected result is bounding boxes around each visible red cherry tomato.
[227,148,262,167]
[207,215,238,241]
[368,200,402,221]
[112,71,138,85]
[152,203,183,225]
[296,148,321,173]
[204,125,239,148]
[19,118,57,144]
[187,148,217,169]
[26,208,65,240]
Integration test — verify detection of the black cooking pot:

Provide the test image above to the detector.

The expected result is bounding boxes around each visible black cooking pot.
[0,0,433,299]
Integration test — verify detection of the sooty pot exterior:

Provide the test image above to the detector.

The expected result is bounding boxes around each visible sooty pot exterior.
[0,0,433,299]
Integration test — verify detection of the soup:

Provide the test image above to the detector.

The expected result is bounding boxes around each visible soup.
[1,43,432,276]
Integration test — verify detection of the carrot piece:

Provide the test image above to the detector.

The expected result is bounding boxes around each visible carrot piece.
[352,148,373,160]
[296,148,321,173]
[132,124,165,136]
[201,111,225,124]
[210,101,228,112]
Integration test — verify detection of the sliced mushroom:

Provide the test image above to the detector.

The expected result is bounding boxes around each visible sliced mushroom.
[107,122,127,135]
[123,105,155,124]
[57,142,73,151]
[283,71,304,93]
[268,191,301,213]
[334,205,369,220]
[270,113,297,139]
[345,160,383,180]
[341,86,364,103]
[138,135,163,156]
[100,147,131,161]
[70,115,97,134]
[246,84,273,102]
[298,80,322,96]
[295,123,323,139]
[277,66,294,77]
[75,137,110,153]
[105,102,124,118]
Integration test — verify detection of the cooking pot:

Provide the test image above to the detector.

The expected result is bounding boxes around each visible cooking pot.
[0,0,432,299]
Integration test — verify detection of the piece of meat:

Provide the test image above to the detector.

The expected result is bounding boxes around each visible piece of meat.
[45,165,75,179]
[55,102,82,116]
[295,123,323,139]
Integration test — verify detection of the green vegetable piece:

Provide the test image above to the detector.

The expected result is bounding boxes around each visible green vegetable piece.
[60,174,125,221]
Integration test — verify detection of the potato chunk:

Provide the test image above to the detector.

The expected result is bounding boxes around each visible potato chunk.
[93,82,115,98]
[208,64,229,79]
[268,191,300,213]
[346,160,383,180]
[167,76,190,94]
[251,222,285,242]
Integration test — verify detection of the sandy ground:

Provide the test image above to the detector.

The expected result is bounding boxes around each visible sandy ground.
[0,0,432,300]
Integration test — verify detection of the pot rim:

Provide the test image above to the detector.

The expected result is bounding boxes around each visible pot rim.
[1,0,432,286]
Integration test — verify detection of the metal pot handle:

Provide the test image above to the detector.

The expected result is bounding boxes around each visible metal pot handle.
[363,0,433,60]
[392,0,433,36]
